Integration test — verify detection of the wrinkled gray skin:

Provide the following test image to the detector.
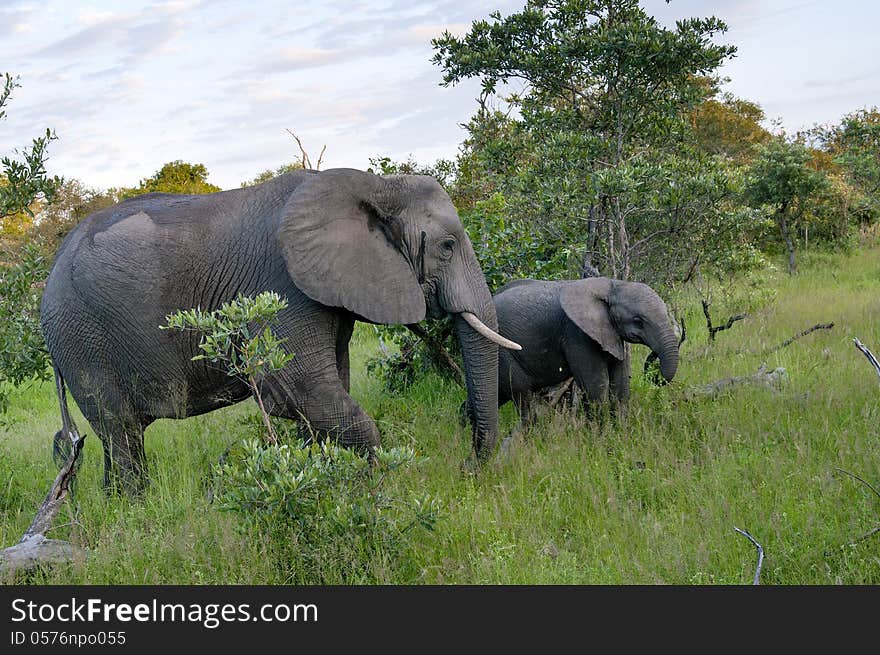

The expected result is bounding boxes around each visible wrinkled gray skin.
[486,277,679,424]
[41,168,501,494]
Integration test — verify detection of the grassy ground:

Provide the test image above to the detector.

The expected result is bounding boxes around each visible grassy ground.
[1,245,879,584]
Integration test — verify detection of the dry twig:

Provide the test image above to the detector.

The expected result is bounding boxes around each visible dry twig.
[405,324,464,386]
[833,467,880,500]
[767,322,834,353]
[544,378,574,407]
[286,129,326,170]
[853,338,880,378]
[825,468,880,556]
[702,299,746,342]
[734,527,764,585]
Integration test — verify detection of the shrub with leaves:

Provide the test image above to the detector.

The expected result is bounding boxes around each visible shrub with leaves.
[1,73,62,220]
[0,243,51,417]
[214,436,442,582]
[161,291,294,442]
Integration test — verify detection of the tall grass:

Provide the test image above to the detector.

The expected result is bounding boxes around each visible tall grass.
[1,245,879,584]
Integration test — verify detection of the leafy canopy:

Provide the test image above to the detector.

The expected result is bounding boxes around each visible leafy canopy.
[124,160,220,197]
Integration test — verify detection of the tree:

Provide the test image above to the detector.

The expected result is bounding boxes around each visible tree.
[241,162,303,188]
[123,160,220,198]
[26,179,119,257]
[744,138,827,274]
[690,91,771,162]
[823,108,880,194]
[816,108,880,224]
[432,0,737,280]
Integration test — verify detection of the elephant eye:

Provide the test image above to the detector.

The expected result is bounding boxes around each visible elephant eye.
[440,237,456,258]
[633,317,644,329]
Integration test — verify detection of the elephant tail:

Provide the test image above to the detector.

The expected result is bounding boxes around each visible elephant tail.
[51,366,83,471]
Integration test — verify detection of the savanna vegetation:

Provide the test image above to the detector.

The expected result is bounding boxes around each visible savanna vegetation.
[1,0,878,584]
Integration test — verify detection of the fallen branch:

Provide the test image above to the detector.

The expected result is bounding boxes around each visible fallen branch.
[842,526,880,548]
[853,338,880,378]
[734,527,764,585]
[767,322,834,353]
[833,467,880,500]
[544,378,573,407]
[0,432,87,574]
[686,363,787,399]
[824,468,880,558]
[702,299,746,342]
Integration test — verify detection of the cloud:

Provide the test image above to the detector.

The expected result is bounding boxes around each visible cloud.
[32,4,187,70]
[804,68,880,90]
[0,6,33,37]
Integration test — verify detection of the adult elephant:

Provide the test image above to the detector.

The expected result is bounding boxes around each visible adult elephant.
[474,277,679,426]
[41,168,519,493]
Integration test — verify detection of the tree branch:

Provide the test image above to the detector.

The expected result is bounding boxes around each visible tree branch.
[833,467,880,501]
[766,322,834,353]
[286,129,326,170]
[853,338,880,378]
[405,324,464,386]
[702,299,746,341]
[734,527,764,585]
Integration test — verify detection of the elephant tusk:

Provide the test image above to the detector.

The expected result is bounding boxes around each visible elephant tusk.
[460,312,522,350]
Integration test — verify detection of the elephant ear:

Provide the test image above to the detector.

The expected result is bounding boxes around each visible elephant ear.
[276,168,426,325]
[560,278,624,361]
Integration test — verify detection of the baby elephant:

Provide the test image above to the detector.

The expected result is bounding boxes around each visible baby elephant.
[485,277,680,426]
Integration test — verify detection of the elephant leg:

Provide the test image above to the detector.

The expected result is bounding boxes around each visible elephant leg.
[563,332,610,417]
[608,348,631,416]
[512,389,535,429]
[262,371,380,454]
[95,418,149,495]
[335,314,355,393]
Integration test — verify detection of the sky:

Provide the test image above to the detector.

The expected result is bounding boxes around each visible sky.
[1,0,878,191]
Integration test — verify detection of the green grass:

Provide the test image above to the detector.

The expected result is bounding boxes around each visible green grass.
[2,245,879,584]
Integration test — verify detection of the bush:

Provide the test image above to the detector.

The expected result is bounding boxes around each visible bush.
[213,436,442,583]
[0,242,51,417]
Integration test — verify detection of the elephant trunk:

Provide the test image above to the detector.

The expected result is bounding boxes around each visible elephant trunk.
[454,297,500,461]
[652,330,680,383]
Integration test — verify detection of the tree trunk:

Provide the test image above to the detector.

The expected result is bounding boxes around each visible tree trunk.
[776,207,797,274]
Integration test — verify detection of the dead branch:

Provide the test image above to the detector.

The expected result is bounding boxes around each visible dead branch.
[0,432,87,575]
[833,467,880,501]
[702,299,746,342]
[286,129,326,170]
[681,257,700,284]
[685,363,787,399]
[824,469,880,558]
[844,526,880,548]
[734,527,764,585]
[853,338,880,378]
[767,322,834,353]
[405,324,464,386]
[544,378,574,407]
